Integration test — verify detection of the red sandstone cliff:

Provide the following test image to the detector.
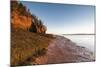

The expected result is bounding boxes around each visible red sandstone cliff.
[11,1,46,33]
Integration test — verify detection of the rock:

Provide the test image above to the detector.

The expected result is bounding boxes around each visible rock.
[33,35,95,64]
[11,1,47,33]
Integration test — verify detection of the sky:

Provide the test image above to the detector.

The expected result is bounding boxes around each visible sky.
[21,1,95,34]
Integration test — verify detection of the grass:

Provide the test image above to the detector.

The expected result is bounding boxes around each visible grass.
[11,30,55,66]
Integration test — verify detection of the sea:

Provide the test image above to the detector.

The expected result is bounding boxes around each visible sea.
[61,34,95,53]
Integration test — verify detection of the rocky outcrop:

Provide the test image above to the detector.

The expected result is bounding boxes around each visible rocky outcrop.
[11,1,46,33]
[11,32,95,66]
[30,35,95,65]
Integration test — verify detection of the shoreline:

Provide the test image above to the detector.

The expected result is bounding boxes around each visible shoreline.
[61,34,95,53]
[33,34,95,65]
[11,31,95,66]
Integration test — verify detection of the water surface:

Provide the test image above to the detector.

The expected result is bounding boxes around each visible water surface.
[61,35,95,53]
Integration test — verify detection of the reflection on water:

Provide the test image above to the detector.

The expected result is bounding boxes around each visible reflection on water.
[61,35,95,53]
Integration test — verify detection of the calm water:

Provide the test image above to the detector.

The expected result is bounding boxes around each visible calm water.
[61,35,95,53]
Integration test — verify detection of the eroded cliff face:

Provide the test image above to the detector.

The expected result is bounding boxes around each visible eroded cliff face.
[11,1,46,33]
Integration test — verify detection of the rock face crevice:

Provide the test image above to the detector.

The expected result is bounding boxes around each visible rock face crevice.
[11,1,46,33]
